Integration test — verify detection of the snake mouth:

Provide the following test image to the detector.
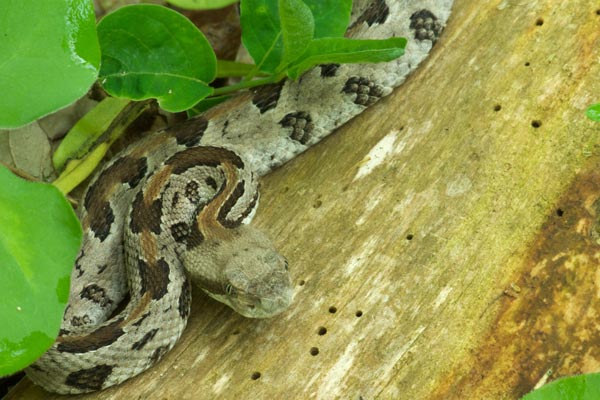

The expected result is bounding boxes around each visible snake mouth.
[236,287,294,318]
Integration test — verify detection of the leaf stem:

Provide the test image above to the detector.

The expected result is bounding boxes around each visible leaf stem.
[211,74,286,96]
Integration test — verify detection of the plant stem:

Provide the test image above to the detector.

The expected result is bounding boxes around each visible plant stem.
[212,74,285,96]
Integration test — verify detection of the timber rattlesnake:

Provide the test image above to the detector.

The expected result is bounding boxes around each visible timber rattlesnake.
[26,0,453,393]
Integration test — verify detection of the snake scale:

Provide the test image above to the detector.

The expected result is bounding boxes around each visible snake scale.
[26,0,453,394]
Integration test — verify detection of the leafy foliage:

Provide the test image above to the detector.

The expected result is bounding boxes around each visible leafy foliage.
[522,374,600,400]
[0,0,100,128]
[97,4,217,112]
[3,0,406,128]
[286,37,407,79]
[0,166,81,375]
[167,0,238,9]
[586,103,600,122]
[239,0,404,79]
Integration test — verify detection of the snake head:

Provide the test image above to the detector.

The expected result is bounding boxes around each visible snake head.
[184,225,293,318]
[223,248,293,318]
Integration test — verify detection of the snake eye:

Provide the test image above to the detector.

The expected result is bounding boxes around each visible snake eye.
[225,284,236,296]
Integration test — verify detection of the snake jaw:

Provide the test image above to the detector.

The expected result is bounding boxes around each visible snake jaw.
[231,288,294,319]
[256,285,294,318]
[202,284,293,319]
[243,277,294,318]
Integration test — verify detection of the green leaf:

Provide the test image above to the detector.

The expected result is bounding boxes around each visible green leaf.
[287,36,407,79]
[97,4,217,112]
[0,0,100,128]
[0,166,82,376]
[522,373,600,400]
[586,103,600,122]
[167,0,238,9]
[279,0,314,67]
[240,0,285,73]
[304,0,352,38]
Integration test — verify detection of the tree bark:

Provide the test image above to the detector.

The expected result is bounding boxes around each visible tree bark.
[8,0,600,398]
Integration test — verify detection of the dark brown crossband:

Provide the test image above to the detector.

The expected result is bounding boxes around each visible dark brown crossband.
[166,117,209,147]
[138,258,170,300]
[131,328,159,351]
[217,180,245,228]
[166,146,244,174]
[129,191,163,235]
[84,156,148,241]
[57,318,126,353]
[65,364,114,391]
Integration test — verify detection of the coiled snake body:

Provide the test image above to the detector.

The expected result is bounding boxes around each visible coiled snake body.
[26,0,453,393]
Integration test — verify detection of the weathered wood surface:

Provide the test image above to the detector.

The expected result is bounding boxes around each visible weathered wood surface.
[8,0,600,398]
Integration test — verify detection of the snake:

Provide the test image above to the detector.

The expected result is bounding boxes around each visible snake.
[25,0,453,394]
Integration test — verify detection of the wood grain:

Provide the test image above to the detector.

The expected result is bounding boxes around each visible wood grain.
[8,0,600,398]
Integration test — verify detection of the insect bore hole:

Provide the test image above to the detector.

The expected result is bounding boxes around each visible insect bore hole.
[535,18,544,26]
[406,234,414,241]
[493,104,502,112]
[531,120,542,128]
[328,306,337,314]
[310,347,320,356]
[556,208,564,217]
[355,310,363,317]
[251,372,261,380]
[317,327,327,336]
